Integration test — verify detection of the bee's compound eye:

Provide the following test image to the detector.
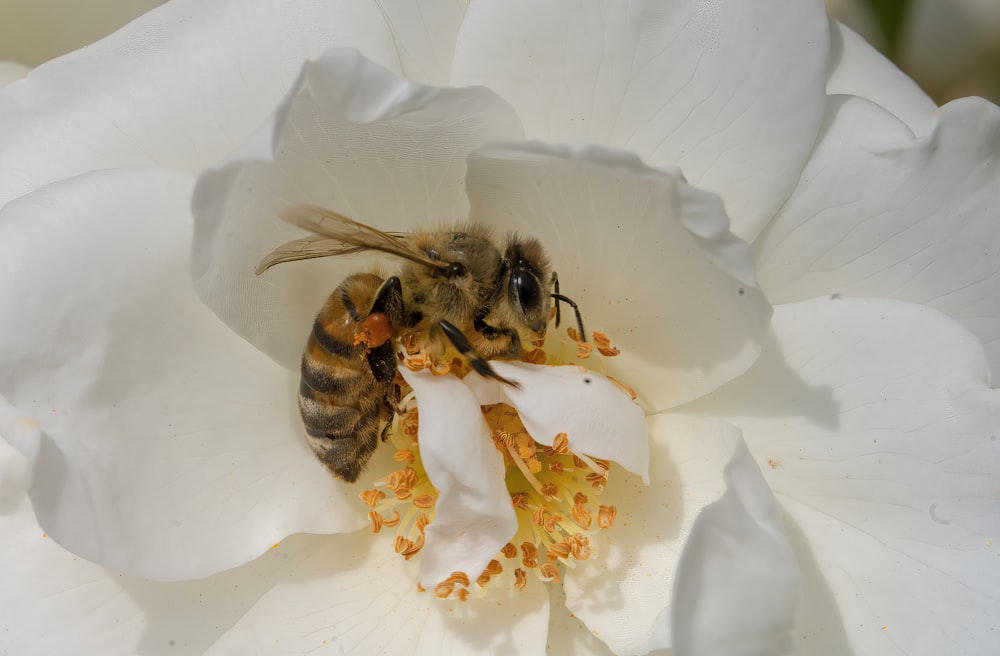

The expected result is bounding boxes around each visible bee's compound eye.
[511,270,541,314]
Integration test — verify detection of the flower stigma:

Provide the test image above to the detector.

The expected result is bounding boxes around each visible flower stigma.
[359,326,641,601]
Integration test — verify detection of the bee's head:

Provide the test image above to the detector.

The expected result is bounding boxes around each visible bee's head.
[503,237,553,335]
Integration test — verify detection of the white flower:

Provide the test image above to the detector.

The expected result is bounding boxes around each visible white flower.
[1,1,998,655]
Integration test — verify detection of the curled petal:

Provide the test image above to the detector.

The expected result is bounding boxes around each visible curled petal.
[756,95,1000,375]
[690,297,1000,654]
[464,361,649,483]
[467,142,772,411]
[671,432,800,656]
[826,20,937,136]
[453,0,829,240]
[0,0,467,206]
[398,365,517,589]
[562,415,799,655]
[191,48,524,370]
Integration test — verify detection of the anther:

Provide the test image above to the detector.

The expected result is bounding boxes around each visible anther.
[514,569,527,591]
[598,505,618,529]
[360,489,386,507]
[394,449,416,463]
[592,331,620,357]
[413,494,435,509]
[538,563,561,583]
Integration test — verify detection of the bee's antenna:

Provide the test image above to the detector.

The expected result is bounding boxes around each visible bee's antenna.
[551,293,586,343]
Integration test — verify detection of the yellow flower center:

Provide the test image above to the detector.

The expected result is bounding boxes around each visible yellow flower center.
[359,328,633,601]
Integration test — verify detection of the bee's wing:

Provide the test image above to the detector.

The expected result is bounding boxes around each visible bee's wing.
[276,205,445,271]
[255,235,369,275]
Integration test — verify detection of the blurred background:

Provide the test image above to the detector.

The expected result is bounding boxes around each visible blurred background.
[828,0,1000,103]
[0,0,998,105]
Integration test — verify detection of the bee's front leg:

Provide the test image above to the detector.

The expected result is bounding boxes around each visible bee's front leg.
[438,320,519,388]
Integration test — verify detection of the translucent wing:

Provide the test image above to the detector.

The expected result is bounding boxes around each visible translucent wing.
[255,235,368,275]
[255,205,444,275]
[282,205,444,268]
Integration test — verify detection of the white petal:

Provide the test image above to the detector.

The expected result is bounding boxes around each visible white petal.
[206,530,551,656]
[0,436,329,655]
[687,297,1000,655]
[191,49,524,371]
[463,362,649,483]
[399,366,518,588]
[754,95,1000,376]
[467,142,772,411]
[546,584,616,656]
[369,0,468,85]
[452,0,830,240]
[0,169,366,580]
[827,20,937,136]
[0,435,26,504]
[562,415,799,655]
[671,433,800,656]
[0,0,466,207]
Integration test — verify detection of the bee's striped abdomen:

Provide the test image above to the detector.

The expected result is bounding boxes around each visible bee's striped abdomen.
[298,273,397,482]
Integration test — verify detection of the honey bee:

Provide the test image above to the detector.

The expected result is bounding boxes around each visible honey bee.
[256,205,585,482]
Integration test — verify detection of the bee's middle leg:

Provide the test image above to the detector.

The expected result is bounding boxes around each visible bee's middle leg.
[438,320,519,387]
[379,383,401,442]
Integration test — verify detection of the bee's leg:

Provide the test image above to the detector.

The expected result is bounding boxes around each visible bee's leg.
[473,309,522,360]
[551,271,562,328]
[379,383,400,442]
[438,320,520,388]
[365,276,404,384]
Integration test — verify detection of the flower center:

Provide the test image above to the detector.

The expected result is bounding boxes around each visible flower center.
[359,328,632,600]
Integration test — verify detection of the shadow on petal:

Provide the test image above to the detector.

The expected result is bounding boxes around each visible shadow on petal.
[202,530,550,655]
[680,322,839,431]
[782,514,856,656]
[122,532,345,654]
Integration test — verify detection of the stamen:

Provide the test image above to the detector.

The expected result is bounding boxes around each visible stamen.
[514,568,528,591]
[521,348,547,364]
[394,449,416,463]
[607,376,637,400]
[538,563,561,583]
[364,328,638,599]
[412,494,435,509]
[592,331,621,357]
[359,489,385,507]
[430,360,452,376]
[434,571,472,600]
